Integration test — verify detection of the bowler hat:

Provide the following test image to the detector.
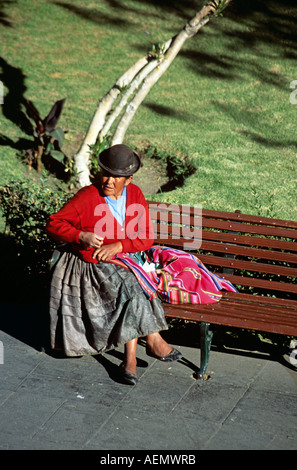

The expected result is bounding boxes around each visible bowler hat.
[97,144,141,176]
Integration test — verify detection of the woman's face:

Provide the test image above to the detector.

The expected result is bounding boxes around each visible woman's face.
[100,171,133,199]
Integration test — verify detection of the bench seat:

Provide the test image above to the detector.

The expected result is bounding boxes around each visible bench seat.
[148,202,297,379]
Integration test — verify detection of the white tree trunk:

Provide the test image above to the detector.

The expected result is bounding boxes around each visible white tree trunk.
[74,56,151,186]
[99,38,173,143]
[74,0,231,187]
[112,17,210,145]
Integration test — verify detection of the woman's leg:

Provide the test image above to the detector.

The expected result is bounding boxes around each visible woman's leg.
[121,332,181,385]
[123,332,174,373]
[146,332,173,357]
[123,338,138,376]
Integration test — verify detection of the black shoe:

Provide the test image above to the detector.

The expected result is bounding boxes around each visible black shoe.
[146,347,182,362]
[119,363,138,385]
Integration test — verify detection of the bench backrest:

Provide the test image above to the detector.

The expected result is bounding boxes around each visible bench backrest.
[148,202,297,302]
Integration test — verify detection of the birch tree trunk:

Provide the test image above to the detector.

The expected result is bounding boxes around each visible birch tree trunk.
[74,0,231,187]
[73,56,150,187]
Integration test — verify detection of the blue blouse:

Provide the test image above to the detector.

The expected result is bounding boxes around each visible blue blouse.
[105,186,127,226]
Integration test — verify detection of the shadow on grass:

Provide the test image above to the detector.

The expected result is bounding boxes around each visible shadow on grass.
[52,1,130,28]
[0,57,32,135]
[227,0,297,57]
[144,102,195,121]
[0,57,69,179]
[0,57,39,158]
[0,0,15,28]
[179,0,297,86]
[52,0,200,26]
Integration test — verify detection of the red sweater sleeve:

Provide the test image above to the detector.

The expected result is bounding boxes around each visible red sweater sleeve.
[46,187,89,244]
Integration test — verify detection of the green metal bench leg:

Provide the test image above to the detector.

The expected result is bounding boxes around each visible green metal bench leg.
[197,322,213,380]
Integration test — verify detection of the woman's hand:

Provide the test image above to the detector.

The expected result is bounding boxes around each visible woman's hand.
[92,241,123,262]
[79,231,104,249]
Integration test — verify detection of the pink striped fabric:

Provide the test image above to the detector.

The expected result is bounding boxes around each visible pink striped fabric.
[110,246,237,305]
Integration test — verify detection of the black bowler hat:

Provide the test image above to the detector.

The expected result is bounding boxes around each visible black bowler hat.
[97,144,141,176]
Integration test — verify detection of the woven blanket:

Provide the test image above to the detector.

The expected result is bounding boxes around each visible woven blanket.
[110,246,237,305]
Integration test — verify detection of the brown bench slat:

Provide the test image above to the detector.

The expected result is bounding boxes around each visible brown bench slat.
[153,236,297,263]
[152,213,297,239]
[221,291,297,308]
[148,202,297,230]
[200,219,297,239]
[199,231,297,251]
[165,301,297,323]
[216,273,297,294]
[153,227,297,251]
[198,240,297,264]
[164,301,297,336]
[164,310,297,337]
[164,291,297,315]
[165,302,297,335]
[197,254,297,277]
[149,207,297,238]
[202,209,297,229]
[208,299,297,322]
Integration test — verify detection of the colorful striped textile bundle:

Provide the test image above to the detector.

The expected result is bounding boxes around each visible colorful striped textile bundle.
[110,246,237,305]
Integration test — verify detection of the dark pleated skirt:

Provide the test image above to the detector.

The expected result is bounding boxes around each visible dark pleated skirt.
[49,251,168,356]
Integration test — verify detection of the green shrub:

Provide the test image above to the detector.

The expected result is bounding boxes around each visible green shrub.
[0,174,70,298]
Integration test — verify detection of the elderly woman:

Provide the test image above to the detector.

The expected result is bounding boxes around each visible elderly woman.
[46,144,181,385]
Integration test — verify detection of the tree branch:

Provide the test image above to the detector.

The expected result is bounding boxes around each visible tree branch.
[74,0,232,186]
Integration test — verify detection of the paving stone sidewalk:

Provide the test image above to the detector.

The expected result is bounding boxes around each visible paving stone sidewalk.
[1,302,297,452]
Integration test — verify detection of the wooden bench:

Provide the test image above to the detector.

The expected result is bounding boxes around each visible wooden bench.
[148,201,297,379]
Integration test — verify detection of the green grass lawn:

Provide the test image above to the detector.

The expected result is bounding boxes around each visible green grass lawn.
[1,0,297,219]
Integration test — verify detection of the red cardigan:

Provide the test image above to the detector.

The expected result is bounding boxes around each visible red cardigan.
[46,182,154,263]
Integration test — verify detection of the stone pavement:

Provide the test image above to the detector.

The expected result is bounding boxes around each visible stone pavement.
[0,301,297,451]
